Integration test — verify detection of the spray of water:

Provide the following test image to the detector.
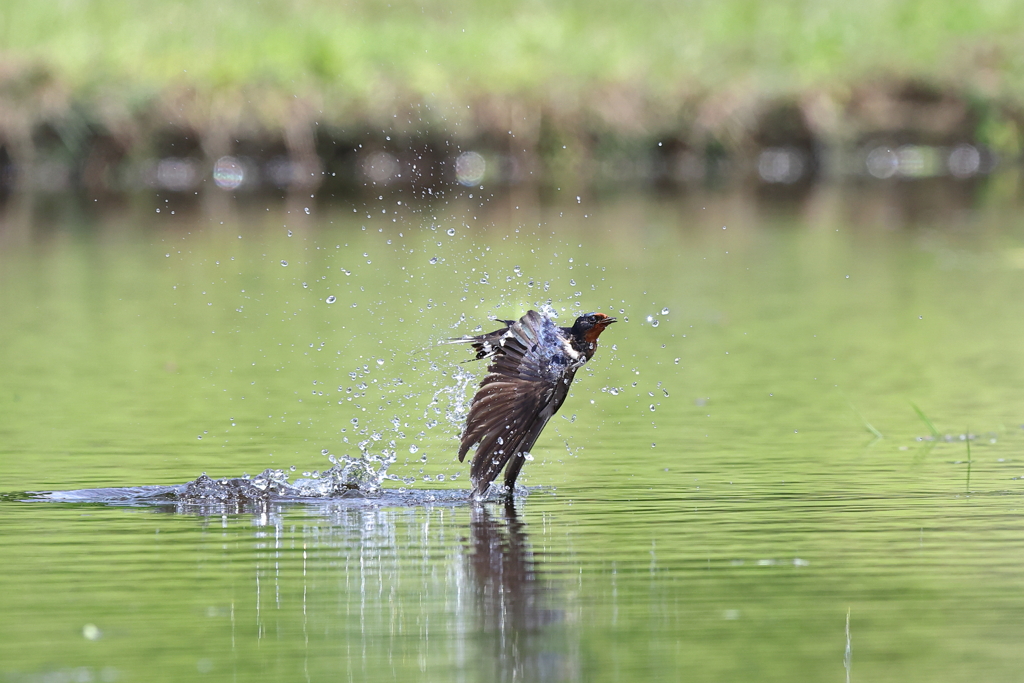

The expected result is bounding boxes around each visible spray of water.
[179,446,399,503]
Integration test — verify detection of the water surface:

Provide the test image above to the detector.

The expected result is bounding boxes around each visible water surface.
[3,184,1024,681]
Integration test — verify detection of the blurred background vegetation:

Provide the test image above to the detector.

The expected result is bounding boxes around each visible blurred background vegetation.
[0,0,1023,190]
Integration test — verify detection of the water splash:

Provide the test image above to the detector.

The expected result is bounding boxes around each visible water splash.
[294,450,396,496]
[426,363,477,432]
[179,471,293,504]
[177,444,398,504]
[31,479,475,511]
[537,302,559,320]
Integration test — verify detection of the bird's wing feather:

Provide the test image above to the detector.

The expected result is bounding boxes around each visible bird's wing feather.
[446,319,516,360]
[458,310,582,494]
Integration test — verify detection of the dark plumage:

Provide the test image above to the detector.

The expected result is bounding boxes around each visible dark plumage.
[453,310,616,498]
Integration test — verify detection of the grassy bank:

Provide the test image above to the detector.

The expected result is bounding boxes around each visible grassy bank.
[1,0,1023,189]
[6,0,1024,102]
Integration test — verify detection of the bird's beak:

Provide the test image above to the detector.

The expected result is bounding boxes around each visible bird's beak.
[603,317,617,325]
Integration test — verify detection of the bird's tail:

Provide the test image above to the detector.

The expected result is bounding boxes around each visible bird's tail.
[444,320,516,361]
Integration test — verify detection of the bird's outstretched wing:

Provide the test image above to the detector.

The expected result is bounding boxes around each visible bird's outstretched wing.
[458,310,583,496]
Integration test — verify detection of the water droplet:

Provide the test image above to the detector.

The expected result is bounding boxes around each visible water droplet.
[326,295,337,304]
[674,358,680,364]
[651,320,659,327]
[287,230,293,237]
[661,307,670,315]
[447,227,456,236]
[304,207,310,215]
[409,444,419,454]
[650,405,656,411]
[321,449,329,455]
[280,260,288,266]
[436,473,446,481]
[429,257,438,264]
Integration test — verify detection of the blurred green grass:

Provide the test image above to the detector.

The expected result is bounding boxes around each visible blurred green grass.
[2,0,1023,105]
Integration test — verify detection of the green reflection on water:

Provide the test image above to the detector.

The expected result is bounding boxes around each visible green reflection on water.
[3,187,1024,681]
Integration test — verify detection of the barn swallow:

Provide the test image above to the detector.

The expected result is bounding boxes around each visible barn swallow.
[454,310,616,498]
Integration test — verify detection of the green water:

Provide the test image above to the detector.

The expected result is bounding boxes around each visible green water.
[3,185,1024,682]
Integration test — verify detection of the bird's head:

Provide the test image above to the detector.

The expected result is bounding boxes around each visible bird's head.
[573,312,617,344]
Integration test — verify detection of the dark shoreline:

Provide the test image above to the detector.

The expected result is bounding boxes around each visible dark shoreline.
[0,79,1018,195]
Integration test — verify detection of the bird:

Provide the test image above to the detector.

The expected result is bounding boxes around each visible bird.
[453,310,616,498]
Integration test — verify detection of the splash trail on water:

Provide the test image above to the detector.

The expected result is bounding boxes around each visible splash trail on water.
[21,447,536,510]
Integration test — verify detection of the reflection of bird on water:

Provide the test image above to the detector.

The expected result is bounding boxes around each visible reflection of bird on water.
[467,502,573,682]
[454,310,616,498]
